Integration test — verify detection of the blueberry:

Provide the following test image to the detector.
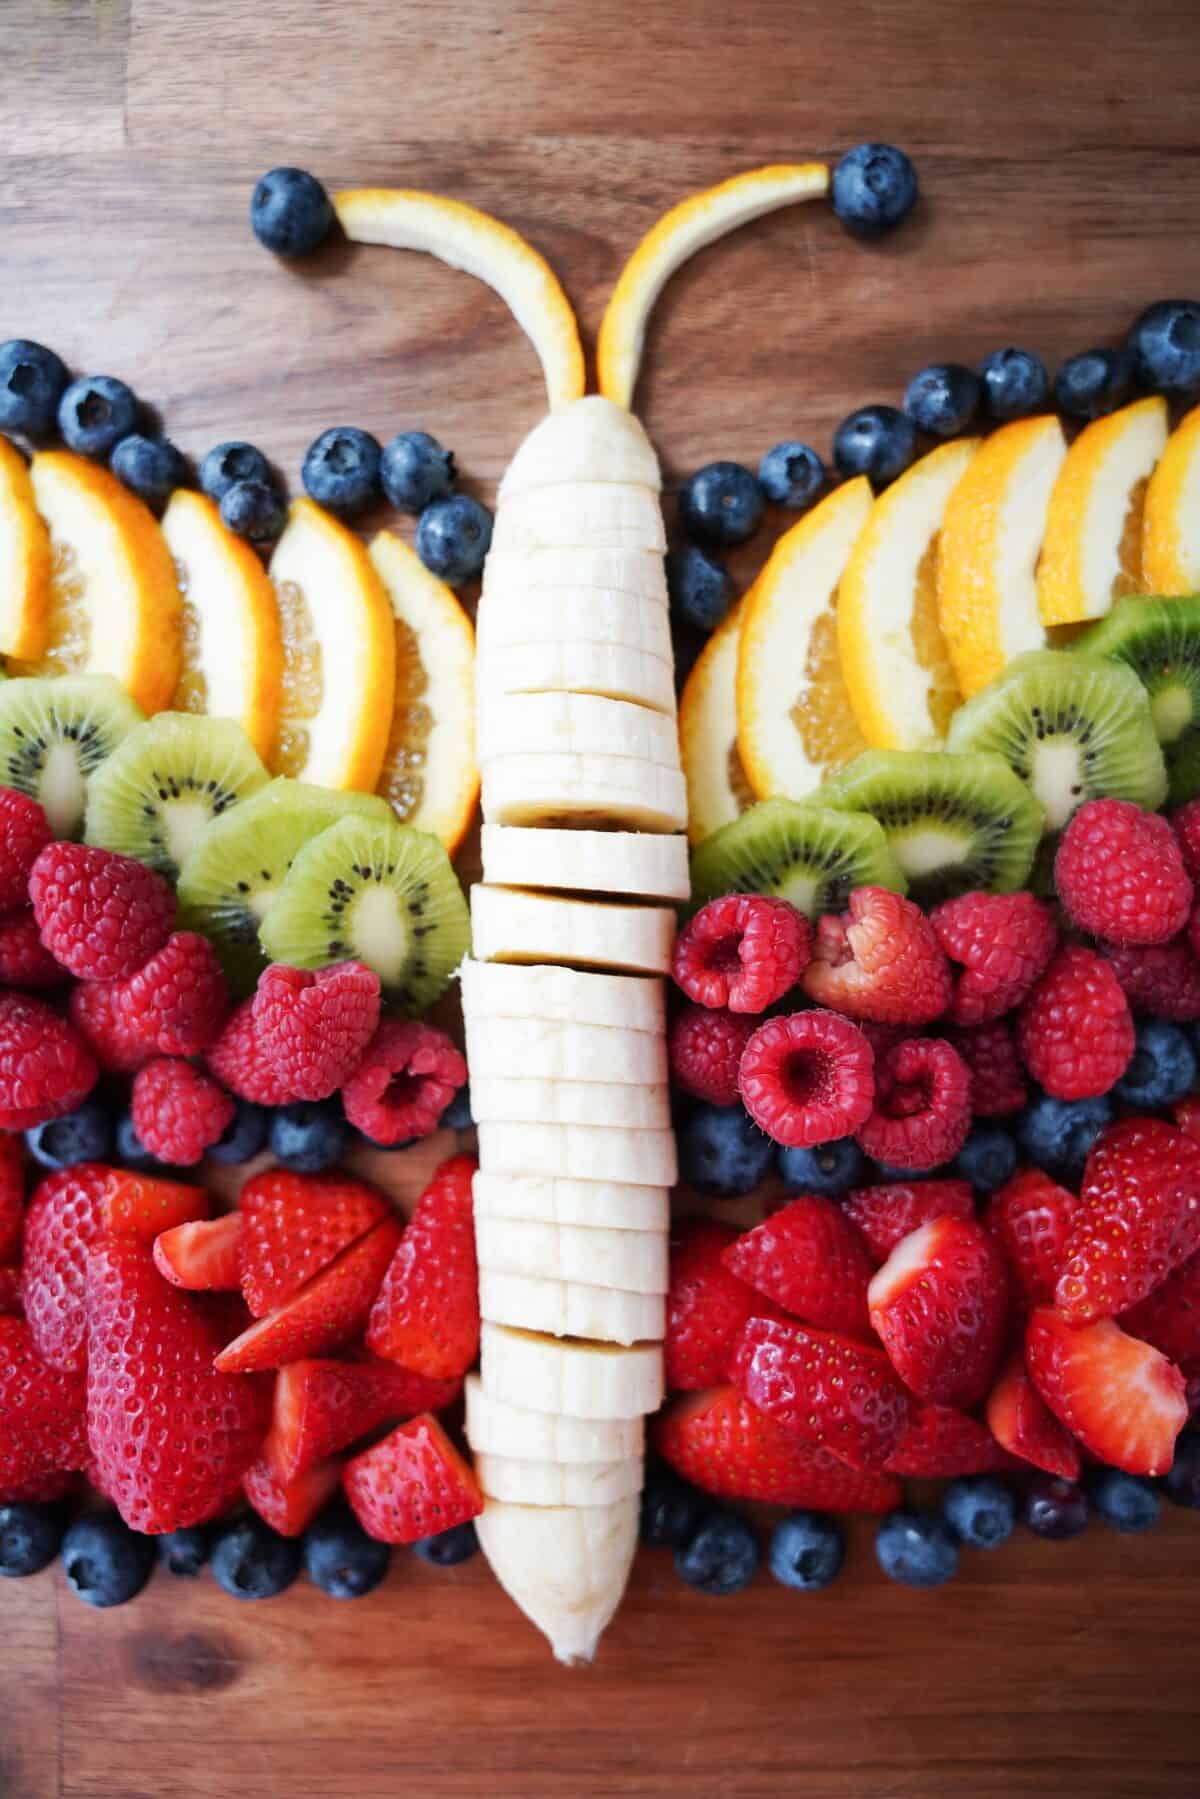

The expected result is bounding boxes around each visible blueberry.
[1087,1468,1160,1533]
[665,544,735,635]
[678,462,765,548]
[304,1504,391,1598]
[269,1100,347,1174]
[831,143,919,238]
[1053,347,1137,421]
[943,1477,1015,1550]
[438,1085,474,1132]
[674,1508,760,1595]
[301,426,382,517]
[250,167,334,258]
[1017,1092,1113,1185]
[777,1137,867,1197]
[207,1098,270,1166]
[58,375,139,459]
[62,1510,155,1607]
[1128,300,1200,396]
[211,1514,301,1600]
[677,1103,774,1199]
[832,405,917,488]
[26,1096,113,1170]
[640,1468,707,1548]
[1114,1020,1196,1110]
[757,441,826,510]
[199,440,272,502]
[768,1511,845,1591]
[875,1509,959,1587]
[952,1124,1018,1194]
[0,1502,64,1577]
[115,1108,166,1173]
[416,494,493,585]
[1022,1474,1089,1539]
[220,479,287,543]
[903,364,982,439]
[1163,1430,1200,1509]
[411,1521,479,1566]
[978,347,1050,421]
[380,431,456,513]
[0,339,69,439]
[110,434,187,509]
[157,1525,212,1577]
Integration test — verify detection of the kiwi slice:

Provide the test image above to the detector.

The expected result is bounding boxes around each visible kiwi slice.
[1079,594,1200,803]
[689,799,906,918]
[819,748,1042,905]
[0,673,144,837]
[85,712,269,880]
[946,649,1167,832]
[260,812,470,1011]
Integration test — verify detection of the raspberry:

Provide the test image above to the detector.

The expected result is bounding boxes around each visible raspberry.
[206,998,294,1105]
[110,931,230,1057]
[341,1020,467,1147]
[950,1020,1027,1117]
[1017,945,1134,1100]
[0,789,52,911]
[930,891,1058,1026]
[68,981,153,1075]
[1101,935,1200,1022]
[668,1003,754,1106]
[1055,798,1193,946]
[855,1037,971,1172]
[1173,799,1200,883]
[251,960,381,1102]
[28,842,175,980]
[801,886,951,1026]
[0,908,66,988]
[736,1010,874,1149]
[130,1059,236,1167]
[672,894,811,1015]
[0,993,97,1130]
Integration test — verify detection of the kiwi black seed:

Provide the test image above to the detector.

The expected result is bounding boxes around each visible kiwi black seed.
[1079,593,1200,803]
[688,799,906,918]
[0,673,145,838]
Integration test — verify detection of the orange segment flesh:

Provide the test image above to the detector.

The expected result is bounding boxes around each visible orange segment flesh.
[1143,403,1200,595]
[0,434,51,658]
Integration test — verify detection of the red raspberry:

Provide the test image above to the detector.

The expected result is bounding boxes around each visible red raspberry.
[1017,945,1134,1100]
[28,842,175,980]
[68,981,153,1075]
[342,1019,467,1147]
[251,960,381,1102]
[0,909,66,988]
[950,1020,1027,1117]
[801,886,951,1026]
[0,1132,23,1264]
[672,894,811,1015]
[737,1010,874,1149]
[1055,798,1193,945]
[0,993,96,1130]
[1173,799,1200,883]
[0,788,51,911]
[930,891,1058,1025]
[130,1059,236,1167]
[668,1003,754,1106]
[985,1167,1079,1310]
[1101,935,1200,1022]
[841,1178,975,1266]
[110,931,230,1057]
[855,1036,971,1172]
[206,998,293,1105]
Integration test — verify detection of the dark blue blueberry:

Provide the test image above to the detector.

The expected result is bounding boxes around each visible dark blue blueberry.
[411,1521,479,1566]
[250,167,334,258]
[110,434,187,509]
[381,431,456,513]
[207,1097,270,1166]
[1114,1020,1196,1110]
[678,462,765,548]
[872,1159,951,1182]
[952,1124,1018,1195]
[640,1468,707,1548]
[674,1508,760,1595]
[220,479,287,543]
[211,1514,301,1600]
[157,1526,212,1577]
[416,494,493,585]
[26,1096,113,1170]
[831,143,919,238]
[943,1477,1015,1550]
[269,1100,347,1174]
[1022,1474,1089,1539]
[0,339,69,439]
[903,364,982,439]
[1128,300,1200,396]
[875,1509,959,1587]
[1053,347,1137,421]
[832,405,917,488]
[0,1502,64,1577]
[777,1137,867,1197]
[115,1108,167,1173]
[1017,1092,1113,1185]
[301,426,382,517]
[58,376,139,459]
[757,441,826,510]
[303,1504,391,1598]
[438,1084,474,1132]
[1163,1430,1200,1509]
[672,625,705,696]
[199,440,272,503]
[677,1103,774,1199]
[665,544,735,635]
[1087,1468,1160,1533]
[62,1510,155,1607]
[768,1511,845,1591]
[978,347,1050,421]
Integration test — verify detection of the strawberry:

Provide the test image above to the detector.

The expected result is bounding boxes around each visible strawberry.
[1056,1117,1200,1325]
[883,1400,1017,1477]
[0,1132,23,1263]
[86,1234,271,1531]
[1174,1095,1200,1143]
[1120,1250,1200,1375]
[0,1314,88,1500]
[153,1214,243,1292]
[238,1168,389,1318]
[721,1195,873,1339]
[216,1216,402,1375]
[0,1266,22,1314]
[840,1178,974,1266]
[732,1316,910,1471]
[653,1384,901,1513]
[365,1156,478,1380]
[106,1169,210,1237]
[1026,1306,1187,1476]
[868,1215,1009,1408]
[663,1220,772,1391]
[264,1356,462,1484]
[343,1413,483,1545]
[243,1454,343,1537]
[985,1353,1081,1480]
[985,1168,1079,1310]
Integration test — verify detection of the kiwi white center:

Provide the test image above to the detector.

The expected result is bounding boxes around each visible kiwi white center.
[780,874,820,917]
[164,797,218,873]
[1028,738,1086,831]
[348,884,412,984]
[38,741,87,838]
[893,826,971,878]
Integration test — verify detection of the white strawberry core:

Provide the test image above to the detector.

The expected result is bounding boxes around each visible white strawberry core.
[868,1217,941,1311]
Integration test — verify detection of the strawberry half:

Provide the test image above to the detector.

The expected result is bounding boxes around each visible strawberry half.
[664,1220,774,1391]
[732,1316,910,1471]
[153,1214,243,1292]
[217,1216,402,1375]
[883,1400,1016,1477]
[868,1215,1009,1408]
[343,1413,482,1545]
[0,1313,88,1501]
[264,1356,462,1484]
[0,1132,23,1263]
[1026,1306,1187,1476]
[0,1266,21,1315]
[238,1168,389,1318]
[722,1195,873,1339]
[1120,1249,1200,1375]
[985,1168,1079,1311]
[985,1353,1081,1480]
[1056,1118,1200,1325]
[243,1454,343,1537]
[365,1156,478,1380]
[841,1178,974,1267]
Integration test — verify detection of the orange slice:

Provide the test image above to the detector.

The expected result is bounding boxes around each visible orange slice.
[1143,402,1200,595]
[679,601,754,845]
[0,435,51,658]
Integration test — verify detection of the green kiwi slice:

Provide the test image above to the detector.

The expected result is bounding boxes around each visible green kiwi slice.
[819,747,1043,905]
[689,800,906,918]
[946,648,1167,831]
[1079,593,1200,803]
[85,712,269,880]
[260,812,470,1011]
[0,673,144,838]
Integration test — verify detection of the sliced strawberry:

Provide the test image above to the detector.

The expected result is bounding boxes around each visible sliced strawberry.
[985,1353,1081,1480]
[1056,1118,1200,1325]
[238,1168,389,1318]
[0,1313,88,1500]
[217,1216,403,1375]
[985,1168,1079,1311]
[243,1454,343,1537]
[884,1401,1017,1477]
[105,1169,210,1237]
[264,1356,462,1484]
[0,1132,23,1263]
[343,1413,483,1545]
[841,1179,974,1267]
[722,1195,873,1339]
[0,1266,22,1314]
[664,1219,778,1391]
[1120,1249,1200,1374]
[154,1214,243,1292]
[868,1215,1009,1408]
[365,1156,478,1380]
[3,1466,76,1504]
[1026,1306,1187,1476]
[732,1315,910,1471]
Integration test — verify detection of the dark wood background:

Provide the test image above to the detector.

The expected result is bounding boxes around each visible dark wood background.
[3,2,1200,1794]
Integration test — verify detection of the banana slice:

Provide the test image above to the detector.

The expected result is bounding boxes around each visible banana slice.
[476,1497,639,1665]
[479,1321,664,1417]
[472,1171,671,1233]
[475,1214,669,1292]
[460,958,666,1033]
[465,1375,644,1462]
[483,546,668,605]
[470,1075,670,1130]
[477,691,680,768]
[480,823,690,901]
[490,483,666,556]
[462,1015,669,1085]
[480,638,676,713]
[499,397,661,499]
[477,1120,677,1187]
[476,1453,644,1508]
[470,885,676,974]
[480,752,688,832]
[475,587,673,655]
[480,1270,665,1344]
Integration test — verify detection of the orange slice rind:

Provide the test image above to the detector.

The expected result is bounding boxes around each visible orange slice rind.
[0,435,51,659]
[1143,402,1200,596]
[679,601,753,845]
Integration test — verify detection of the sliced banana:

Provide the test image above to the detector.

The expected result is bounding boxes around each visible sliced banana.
[480,752,688,832]
[477,1120,677,1187]
[465,1374,644,1463]
[499,397,661,499]
[480,637,676,713]
[477,691,680,768]
[462,1014,669,1085]
[479,1321,664,1418]
[475,1214,669,1293]
[475,1497,639,1666]
[476,1452,644,1508]
[483,545,668,605]
[476,587,673,655]
[460,958,666,1033]
[470,1075,670,1130]
[480,823,690,901]
[472,1171,671,1233]
[470,885,676,975]
[490,483,666,555]
[480,1271,665,1344]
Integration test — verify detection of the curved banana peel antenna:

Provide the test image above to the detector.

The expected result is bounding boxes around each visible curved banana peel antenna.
[334,188,585,412]
[597,162,830,410]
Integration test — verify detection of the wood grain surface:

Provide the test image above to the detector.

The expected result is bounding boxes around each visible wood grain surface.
[3,3,1200,1795]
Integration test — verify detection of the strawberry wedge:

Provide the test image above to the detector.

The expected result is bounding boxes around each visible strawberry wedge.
[1025,1307,1187,1476]
[243,1455,343,1537]
[264,1357,462,1484]
[154,1214,242,1291]
[217,1217,403,1375]
[343,1414,482,1545]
